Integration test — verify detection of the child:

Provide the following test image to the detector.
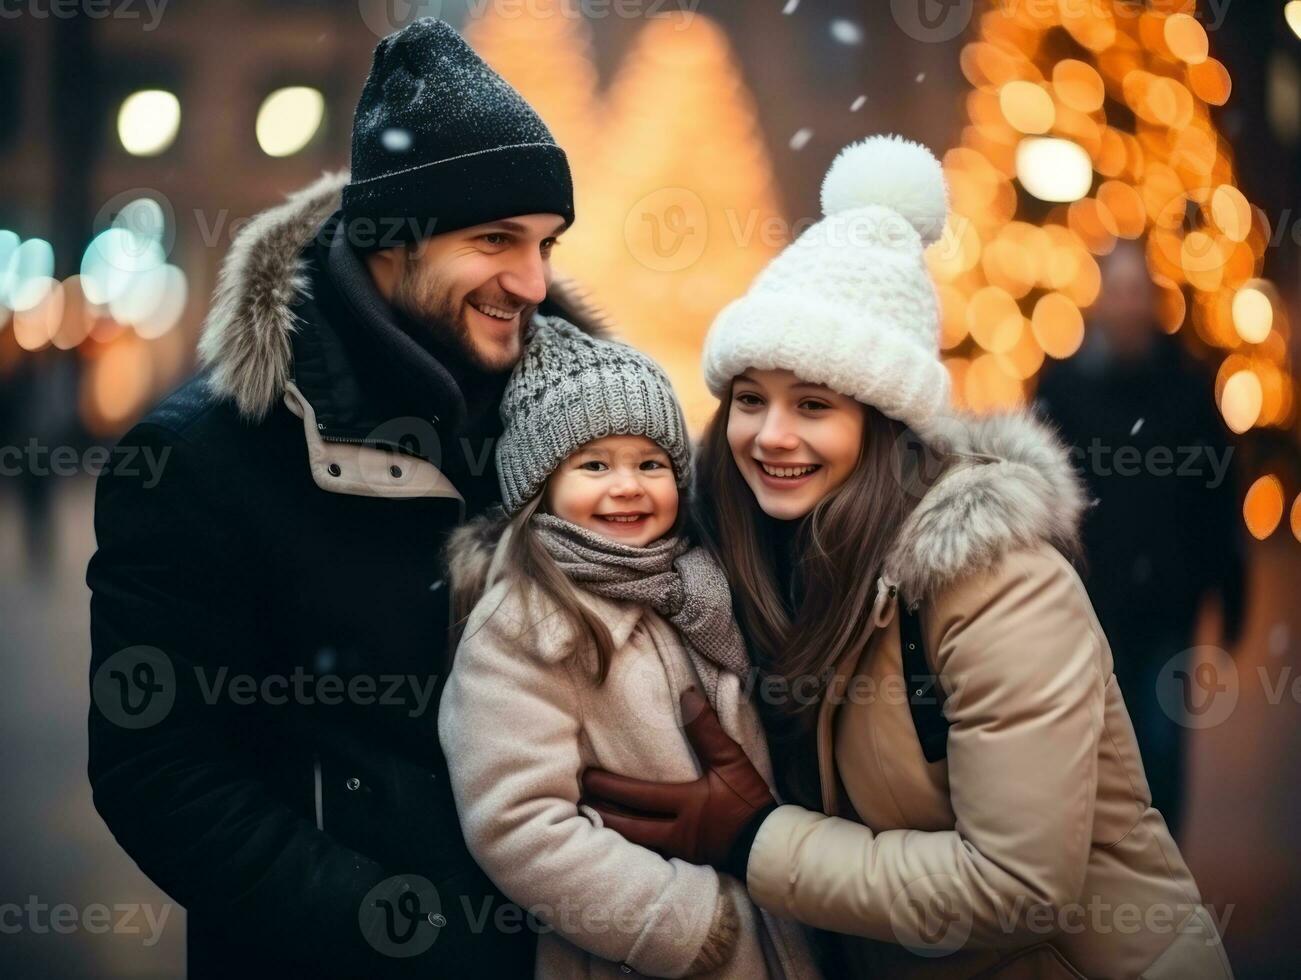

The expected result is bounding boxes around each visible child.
[438,317,818,979]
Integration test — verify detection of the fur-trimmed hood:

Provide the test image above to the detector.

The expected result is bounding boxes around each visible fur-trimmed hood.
[448,408,1085,619]
[882,409,1086,603]
[197,170,609,421]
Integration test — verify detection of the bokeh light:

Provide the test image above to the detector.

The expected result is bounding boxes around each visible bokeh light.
[117,90,181,156]
[256,87,326,157]
[1242,475,1285,540]
[1015,137,1093,202]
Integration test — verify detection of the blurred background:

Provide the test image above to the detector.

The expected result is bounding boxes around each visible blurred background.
[1,0,1299,976]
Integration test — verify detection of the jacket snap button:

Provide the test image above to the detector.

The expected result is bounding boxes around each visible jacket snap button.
[345,777,361,791]
[427,912,446,927]
[327,463,342,477]
[390,464,403,478]
[619,966,632,974]
[907,642,916,650]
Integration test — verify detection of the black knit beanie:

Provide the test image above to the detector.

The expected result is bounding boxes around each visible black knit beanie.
[341,18,574,253]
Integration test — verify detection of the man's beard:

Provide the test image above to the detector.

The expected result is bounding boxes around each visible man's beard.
[389,253,531,374]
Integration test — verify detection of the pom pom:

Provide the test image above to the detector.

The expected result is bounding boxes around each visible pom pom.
[819,134,948,245]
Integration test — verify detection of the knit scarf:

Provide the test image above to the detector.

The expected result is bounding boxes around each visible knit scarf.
[530,514,751,690]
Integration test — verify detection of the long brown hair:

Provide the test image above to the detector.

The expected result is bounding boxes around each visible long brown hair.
[451,486,687,685]
[694,386,948,799]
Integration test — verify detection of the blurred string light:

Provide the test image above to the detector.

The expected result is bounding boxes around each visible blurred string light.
[1286,2,1301,41]
[1,196,186,361]
[1243,474,1285,540]
[1015,137,1093,201]
[933,0,1293,447]
[256,87,325,157]
[117,89,181,156]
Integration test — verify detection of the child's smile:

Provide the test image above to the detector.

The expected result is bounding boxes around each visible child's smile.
[545,435,679,547]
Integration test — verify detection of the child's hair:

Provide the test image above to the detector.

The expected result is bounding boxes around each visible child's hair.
[449,489,688,685]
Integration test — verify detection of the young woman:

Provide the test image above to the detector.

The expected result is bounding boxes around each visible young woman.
[581,137,1234,979]
[438,318,819,978]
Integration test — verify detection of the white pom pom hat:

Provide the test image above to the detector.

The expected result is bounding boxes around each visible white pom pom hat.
[702,134,951,437]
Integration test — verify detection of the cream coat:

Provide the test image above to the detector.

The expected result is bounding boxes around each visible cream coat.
[744,411,1235,980]
[439,530,820,980]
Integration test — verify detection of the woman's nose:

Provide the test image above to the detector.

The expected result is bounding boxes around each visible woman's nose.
[755,409,801,452]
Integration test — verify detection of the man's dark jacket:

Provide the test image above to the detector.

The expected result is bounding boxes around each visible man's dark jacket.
[86,172,606,978]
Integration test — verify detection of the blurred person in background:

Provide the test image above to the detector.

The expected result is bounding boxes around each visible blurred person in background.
[1,347,82,577]
[85,19,606,978]
[1036,238,1246,842]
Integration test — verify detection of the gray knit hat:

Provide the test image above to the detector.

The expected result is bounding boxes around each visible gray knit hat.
[496,316,691,514]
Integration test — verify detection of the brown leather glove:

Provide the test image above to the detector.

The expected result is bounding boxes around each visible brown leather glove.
[581,688,777,870]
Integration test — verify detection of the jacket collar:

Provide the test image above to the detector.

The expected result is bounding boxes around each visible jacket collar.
[197,170,610,426]
[882,409,1088,605]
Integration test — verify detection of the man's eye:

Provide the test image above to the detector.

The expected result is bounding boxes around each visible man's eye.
[482,233,508,246]
[541,238,558,253]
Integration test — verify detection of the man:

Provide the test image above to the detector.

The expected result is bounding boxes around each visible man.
[86,19,604,978]
[1036,239,1245,840]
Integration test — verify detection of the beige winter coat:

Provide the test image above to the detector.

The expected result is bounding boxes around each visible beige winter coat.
[438,527,820,980]
[744,411,1235,979]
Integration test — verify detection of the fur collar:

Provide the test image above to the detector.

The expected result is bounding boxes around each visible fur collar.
[883,409,1087,603]
[197,170,610,421]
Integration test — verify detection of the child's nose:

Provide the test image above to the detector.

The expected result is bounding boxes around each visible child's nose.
[608,473,645,497]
